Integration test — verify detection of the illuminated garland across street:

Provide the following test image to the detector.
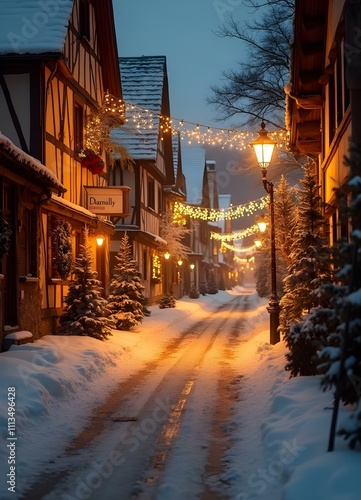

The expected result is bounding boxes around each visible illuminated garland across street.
[173,197,268,222]
[123,101,287,150]
[234,255,255,265]
[222,242,256,253]
[210,224,259,242]
[234,255,249,264]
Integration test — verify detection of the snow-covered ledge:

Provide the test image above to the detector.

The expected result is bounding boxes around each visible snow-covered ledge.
[19,276,40,283]
[4,330,33,341]
[2,330,34,351]
[48,278,62,285]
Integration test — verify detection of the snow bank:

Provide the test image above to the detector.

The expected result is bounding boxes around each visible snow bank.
[0,288,360,499]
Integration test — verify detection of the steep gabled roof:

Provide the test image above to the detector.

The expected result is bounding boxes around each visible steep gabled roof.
[0,133,65,194]
[0,1,74,55]
[181,148,206,205]
[0,0,121,97]
[111,56,167,161]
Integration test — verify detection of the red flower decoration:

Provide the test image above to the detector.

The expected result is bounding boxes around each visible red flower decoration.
[81,149,105,175]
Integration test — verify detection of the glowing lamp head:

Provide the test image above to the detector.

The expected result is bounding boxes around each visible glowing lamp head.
[254,239,262,248]
[190,263,195,270]
[256,214,268,233]
[177,260,183,266]
[96,235,105,246]
[164,251,171,260]
[250,122,277,172]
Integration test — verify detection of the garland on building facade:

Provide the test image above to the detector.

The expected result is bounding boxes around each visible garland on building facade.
[53,220,73,280]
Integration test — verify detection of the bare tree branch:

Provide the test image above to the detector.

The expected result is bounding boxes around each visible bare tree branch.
[208,0,295,129]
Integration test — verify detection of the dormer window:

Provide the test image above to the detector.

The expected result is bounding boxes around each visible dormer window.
[79,0,90,41]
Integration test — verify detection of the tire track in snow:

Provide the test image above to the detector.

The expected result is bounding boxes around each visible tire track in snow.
[202,297,250,499]
[21,295,243,500]
[131,295,251,499]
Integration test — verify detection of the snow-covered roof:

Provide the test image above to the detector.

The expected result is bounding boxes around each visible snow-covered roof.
[182,148,206,205]
[0,1,74,55]
[50,194,98,219]
[49,195,115,234]
[0,132,66,193]
[114,225,167,246]
[111,56,167,161]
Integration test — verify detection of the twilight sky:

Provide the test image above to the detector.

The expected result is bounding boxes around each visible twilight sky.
[113,0,250,129]
[113,0,267,223]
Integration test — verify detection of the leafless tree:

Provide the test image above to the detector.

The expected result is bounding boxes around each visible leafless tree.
[208,0,295,130]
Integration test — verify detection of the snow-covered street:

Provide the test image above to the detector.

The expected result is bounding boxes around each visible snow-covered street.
[1,287,361,499]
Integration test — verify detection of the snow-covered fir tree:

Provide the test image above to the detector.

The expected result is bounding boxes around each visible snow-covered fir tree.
[108,233,146,331]
[255,176,294,299]
[58,242,114,340]
[275,175,296,267]
[254,253,269,298]
[207,273,218,294]
[317,143,361,448]
[158,293,176,308]
[188,285,200,299]
[279,162,332,376]
[199,281,208,296]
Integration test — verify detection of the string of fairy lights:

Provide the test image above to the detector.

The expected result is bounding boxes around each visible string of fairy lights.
[173,197,268,222]
[234,255,255,265]
[120,99,288,150]
[221,242,256,253]
[99,94,272,250]
[98,92,287,150]
[210,224,260,242]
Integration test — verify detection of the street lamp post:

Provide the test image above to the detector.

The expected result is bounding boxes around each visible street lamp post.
[250,122,280,345]
[164,251,171,294]
[190,263,195,288]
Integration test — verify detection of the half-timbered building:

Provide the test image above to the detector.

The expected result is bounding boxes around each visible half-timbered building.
[0,0,122,345]
[215,194,235,289]
[181,148,222,293]
[163,133,187,299]
[286,0,360,245]
[110,56,176,304]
